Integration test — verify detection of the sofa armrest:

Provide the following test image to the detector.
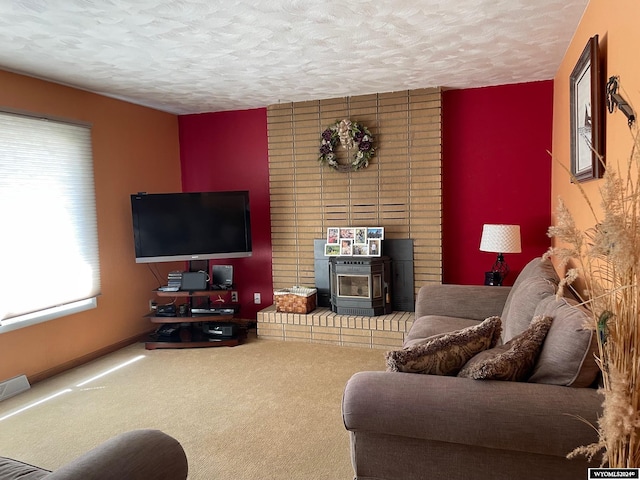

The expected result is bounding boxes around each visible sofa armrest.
[415,284,511,321]
[46,429,188,480]
[342,371,601,458]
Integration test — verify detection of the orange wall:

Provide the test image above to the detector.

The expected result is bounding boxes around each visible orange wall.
[0,70,182,382]
[552,1,640,248]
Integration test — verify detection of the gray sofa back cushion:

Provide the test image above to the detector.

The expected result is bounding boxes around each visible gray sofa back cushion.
[528,296,599,387]
[501,276,557,343]
[500,258,559,343]
[514,257,561,289]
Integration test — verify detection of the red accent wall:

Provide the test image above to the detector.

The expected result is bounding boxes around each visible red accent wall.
[177,82,555,317]
[178,108,271,319]
[442,81,553,285]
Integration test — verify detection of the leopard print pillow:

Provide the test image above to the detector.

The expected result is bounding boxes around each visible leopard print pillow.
[385,316,502,375]
[458,315,553,381]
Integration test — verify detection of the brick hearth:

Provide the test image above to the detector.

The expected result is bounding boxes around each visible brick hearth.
[256,306,414,349]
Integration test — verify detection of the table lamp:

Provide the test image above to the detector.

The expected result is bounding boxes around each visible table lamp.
[479,224,521,286]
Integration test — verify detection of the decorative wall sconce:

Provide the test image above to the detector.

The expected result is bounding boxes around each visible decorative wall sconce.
[606,76,635,127]
[479,224,522,286]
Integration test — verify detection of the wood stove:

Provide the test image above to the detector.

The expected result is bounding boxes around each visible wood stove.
[329,256,392,316]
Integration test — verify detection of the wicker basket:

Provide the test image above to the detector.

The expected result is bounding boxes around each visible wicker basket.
[274,287,317,313]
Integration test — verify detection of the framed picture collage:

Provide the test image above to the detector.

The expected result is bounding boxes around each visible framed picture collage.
[324,227,384,257]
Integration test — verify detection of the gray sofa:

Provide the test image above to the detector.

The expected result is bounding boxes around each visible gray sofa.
[0,429,188,480]
[343,258,602,480]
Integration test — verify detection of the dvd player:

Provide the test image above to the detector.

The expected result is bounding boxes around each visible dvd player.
[191,307,236,315]
[203,322,237,337]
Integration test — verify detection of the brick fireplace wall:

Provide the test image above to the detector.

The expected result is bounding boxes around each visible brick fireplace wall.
[267,88,442,300]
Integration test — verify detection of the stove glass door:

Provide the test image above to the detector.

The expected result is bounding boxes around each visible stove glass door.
[337,274,370,298]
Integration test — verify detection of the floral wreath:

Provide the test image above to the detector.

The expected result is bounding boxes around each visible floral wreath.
[318,119,375,172]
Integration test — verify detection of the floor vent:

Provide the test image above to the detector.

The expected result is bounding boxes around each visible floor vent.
[0,375,30,402]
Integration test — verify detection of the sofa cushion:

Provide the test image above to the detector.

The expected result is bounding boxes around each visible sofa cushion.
[500,257,559,341]
[385,316,501,375]
[510,257,561,292]
[528,296,599,387]
[501,275,557,343]
[404,316,480,348]
[458,315,553,381]
[0,457,49,479]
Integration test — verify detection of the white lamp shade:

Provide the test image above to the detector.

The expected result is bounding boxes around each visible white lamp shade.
[479,224,522,254]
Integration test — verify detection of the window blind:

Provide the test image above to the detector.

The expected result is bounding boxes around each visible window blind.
[0,111,101,332]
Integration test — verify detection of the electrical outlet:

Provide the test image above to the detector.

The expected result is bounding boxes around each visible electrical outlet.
[253,292,261,304]
[231,291,238,303]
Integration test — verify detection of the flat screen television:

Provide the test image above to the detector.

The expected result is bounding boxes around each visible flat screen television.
[130,191,252,263]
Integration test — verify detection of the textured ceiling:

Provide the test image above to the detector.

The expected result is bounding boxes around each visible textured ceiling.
[0,0,588,115]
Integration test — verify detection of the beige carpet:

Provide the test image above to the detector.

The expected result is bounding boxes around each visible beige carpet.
[0,336,385,479]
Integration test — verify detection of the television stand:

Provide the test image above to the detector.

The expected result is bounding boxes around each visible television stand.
[144,289,246,350]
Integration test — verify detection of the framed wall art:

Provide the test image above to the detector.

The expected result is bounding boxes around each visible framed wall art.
[340,239,353,256]
[323,226,385,257]
[569,34,604,182]
[353,243,369,256]
[327,227,339,244]
[325,243,340,256]
[368,239,381,257]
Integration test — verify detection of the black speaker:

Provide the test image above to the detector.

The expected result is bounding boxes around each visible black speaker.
[181,271,208,291]
[212,265,233,288]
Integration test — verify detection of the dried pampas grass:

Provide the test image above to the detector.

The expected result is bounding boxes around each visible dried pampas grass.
[546,129,640,468]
